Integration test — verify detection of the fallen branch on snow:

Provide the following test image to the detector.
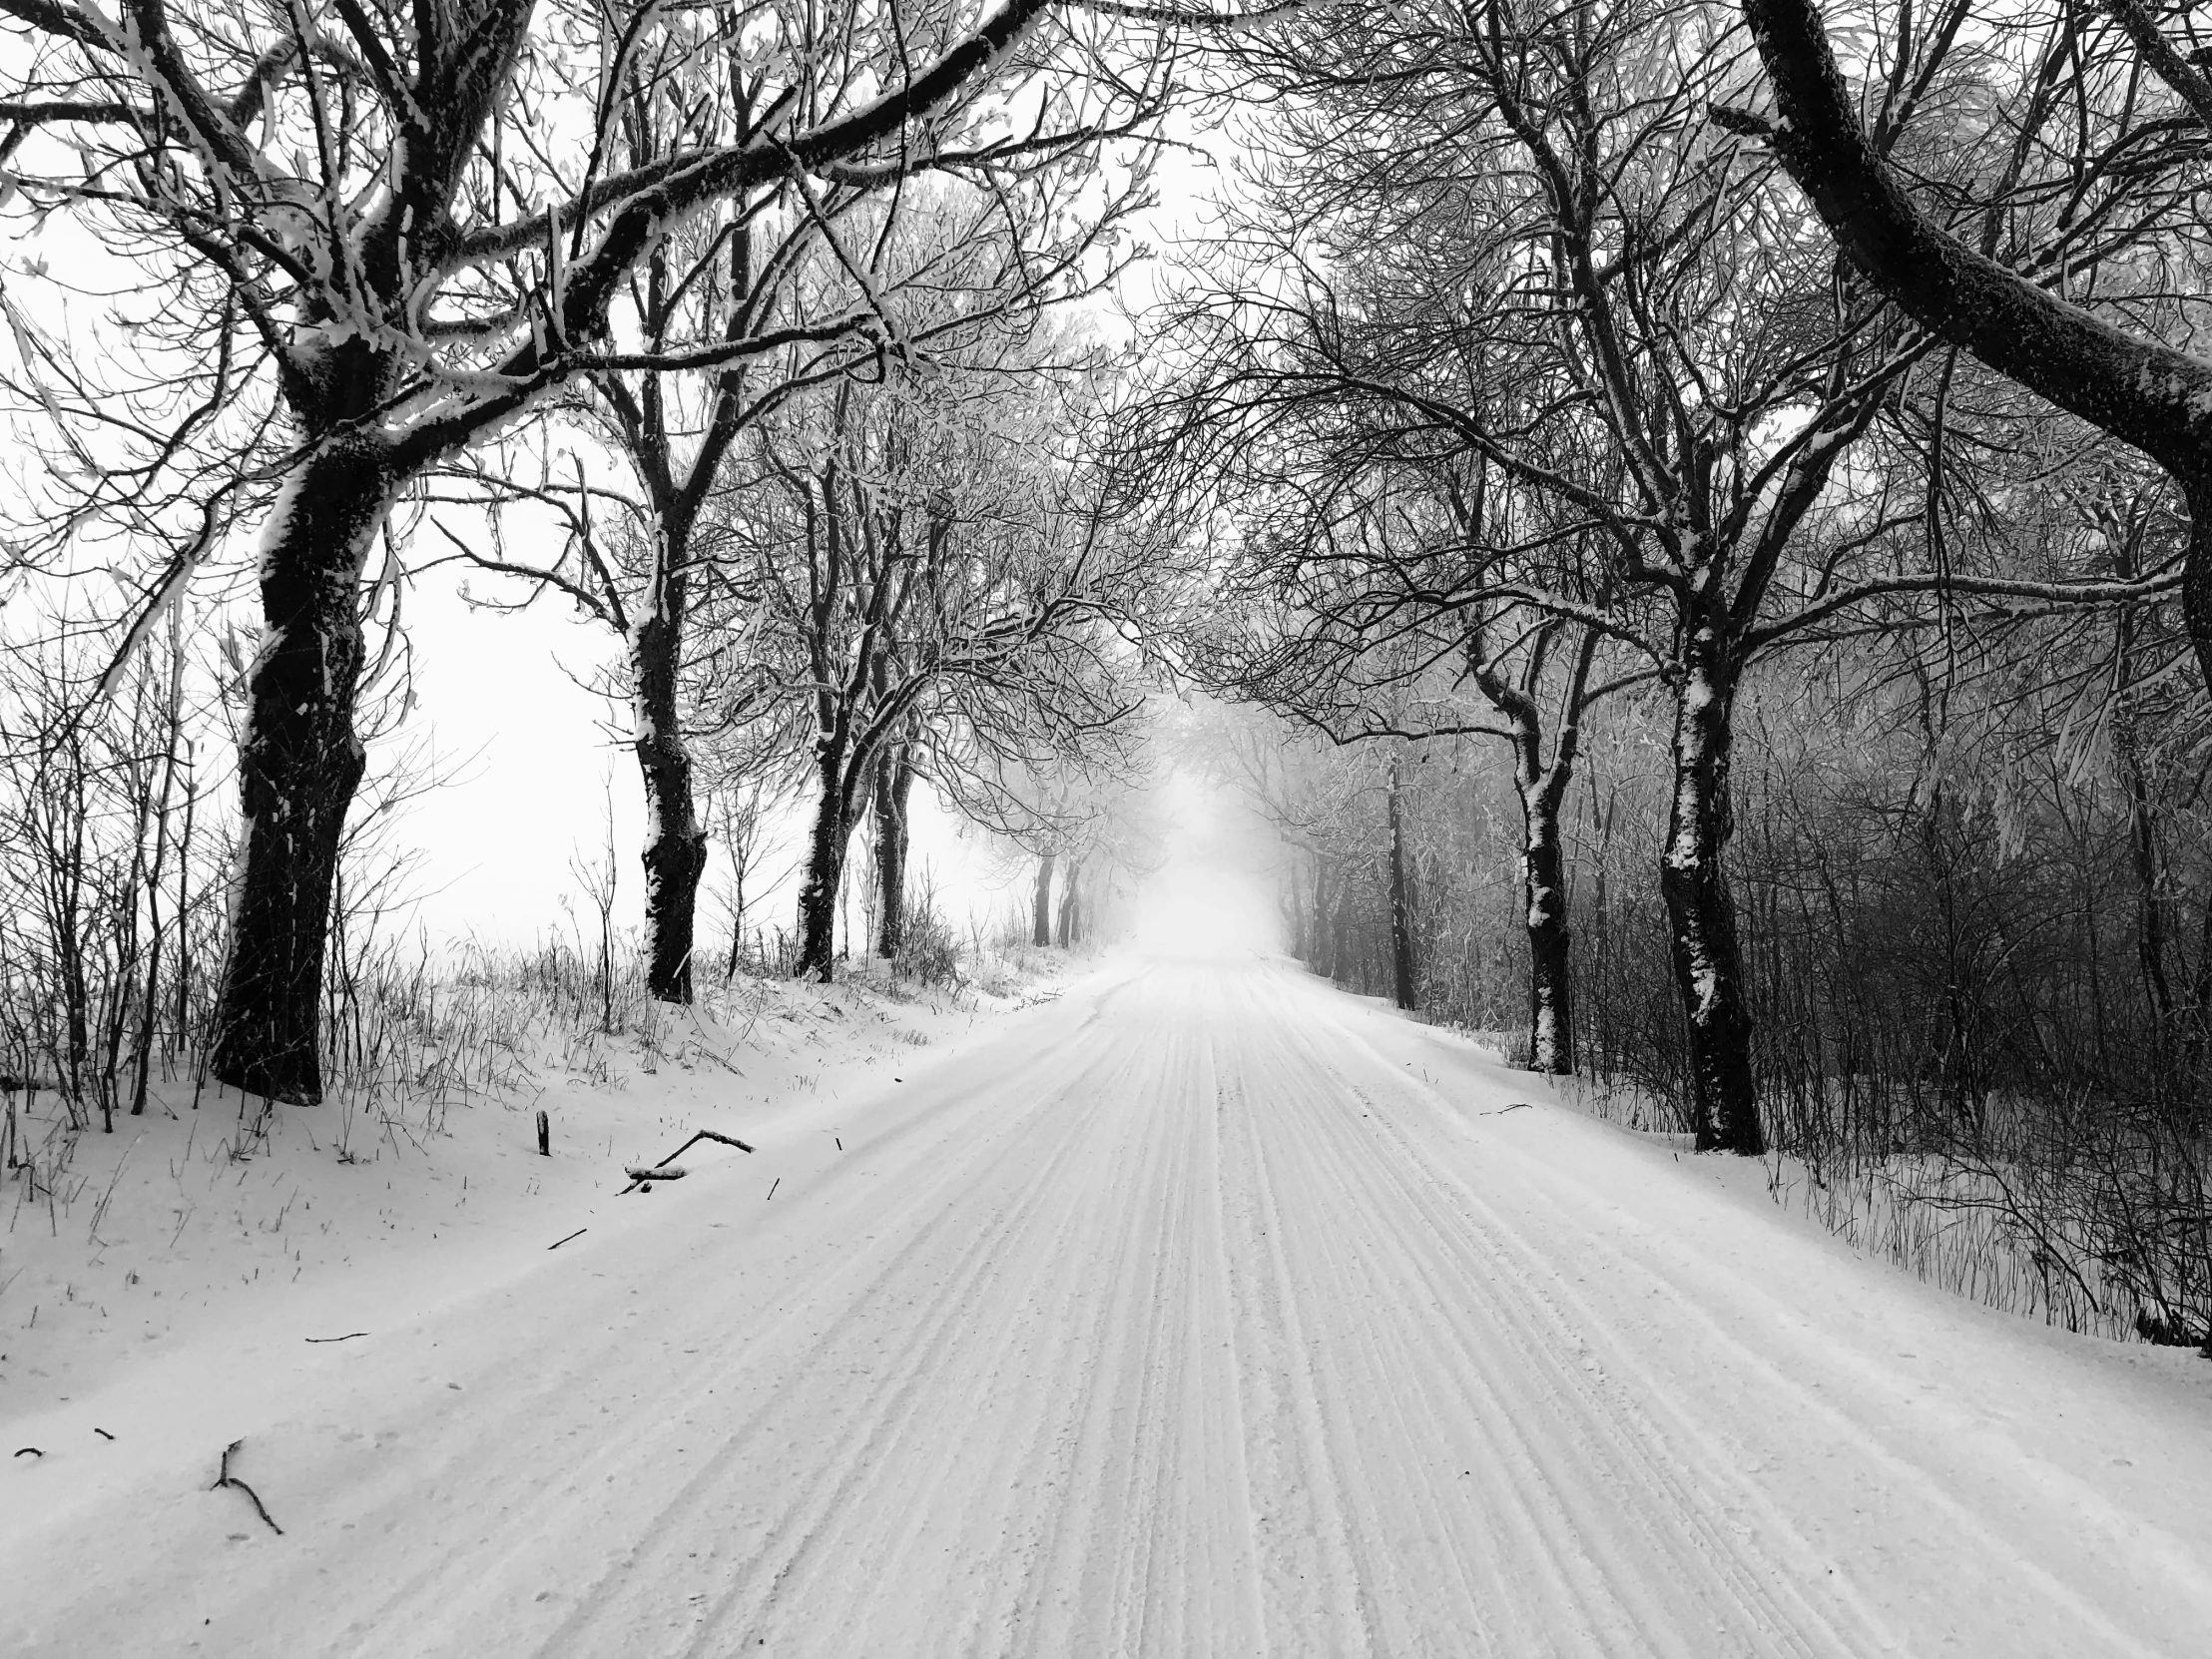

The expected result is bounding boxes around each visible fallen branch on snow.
[618,1128,754,1194]
[212,1438,282,1535]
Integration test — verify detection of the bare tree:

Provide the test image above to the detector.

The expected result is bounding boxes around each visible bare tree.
[724,337,1145,979]
[0,0,1160,1100]
[1144,0,2175,1148]
[427,121,1149,1007]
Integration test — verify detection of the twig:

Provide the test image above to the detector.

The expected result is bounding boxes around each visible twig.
[93,1427,114,1440]
[617,1127,755,1194]
[548,1228,587,1250]
[13,1446,40,1457]
[1478,1102,1540,1117]
[303,1332,367,1344]
[211,1438,282,1535]
[654,1128,755,1164]
[767,1177,780,1200]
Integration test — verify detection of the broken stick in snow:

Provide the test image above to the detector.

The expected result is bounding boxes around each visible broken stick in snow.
[617,1128,755,1194]
[212,1438,282,1535]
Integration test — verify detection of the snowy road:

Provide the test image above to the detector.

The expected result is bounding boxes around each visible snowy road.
[8,957,2212,1657]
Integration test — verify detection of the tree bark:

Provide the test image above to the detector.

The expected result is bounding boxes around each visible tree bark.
[1466,622,1597,1076]
[874,744,913,957]
[795,741,851,983]
[212,440,395,1104]
[1659,643,1765,1155]
[634,578,708,1004]
[1386,755,1417,1011]
[1032,851,1056,947]
[1522,791,1575,1074]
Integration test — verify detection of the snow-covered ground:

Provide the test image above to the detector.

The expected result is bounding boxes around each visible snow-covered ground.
[1,965,1045,1426]
[6,954,2212,1656]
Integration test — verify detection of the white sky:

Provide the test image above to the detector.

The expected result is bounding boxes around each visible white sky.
[395,564,1040,949]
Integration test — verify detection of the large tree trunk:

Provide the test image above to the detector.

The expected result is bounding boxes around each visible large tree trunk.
[1032,851,1056,947]
[1659,648,1765,1155]
[212,441,395,1104]
[1521,784,1575,1074]
[874,744,913,958]
[795,743,851,983]
[634,585,708,1004]
[1385,756,1417,1011]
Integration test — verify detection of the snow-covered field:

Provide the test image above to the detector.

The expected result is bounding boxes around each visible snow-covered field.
[6,953,2212,1656]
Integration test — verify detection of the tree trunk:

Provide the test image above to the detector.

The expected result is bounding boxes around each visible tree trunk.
[874,744,913,957]
[634,592,708,1004]
[1301,862,1318,968]
[1032,851,1056,947]
[1056,855,1082,948]
[1386,756,1417,1011]
[212,441,395,1104]
[1659,649,1765,1155]
[795,743,850,983]
[1522,786,1576,1074]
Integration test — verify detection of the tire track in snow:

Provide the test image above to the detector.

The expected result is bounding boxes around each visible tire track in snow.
[1284,970,2212,1657]
[611,1025,1163,1656]
[1226,981,1888,1656]
[16,958,2212,1659]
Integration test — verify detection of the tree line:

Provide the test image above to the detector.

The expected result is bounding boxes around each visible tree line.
[6,0,2212,1341]
[0,0,1175,1109]
[1136,0,2212,1348]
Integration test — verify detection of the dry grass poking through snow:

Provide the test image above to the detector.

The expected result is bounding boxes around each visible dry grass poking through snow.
[1,932,1071,1416]
[1546,1072,2205,1349]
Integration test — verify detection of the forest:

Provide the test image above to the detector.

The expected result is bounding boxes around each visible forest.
[4,0,2212,1369]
